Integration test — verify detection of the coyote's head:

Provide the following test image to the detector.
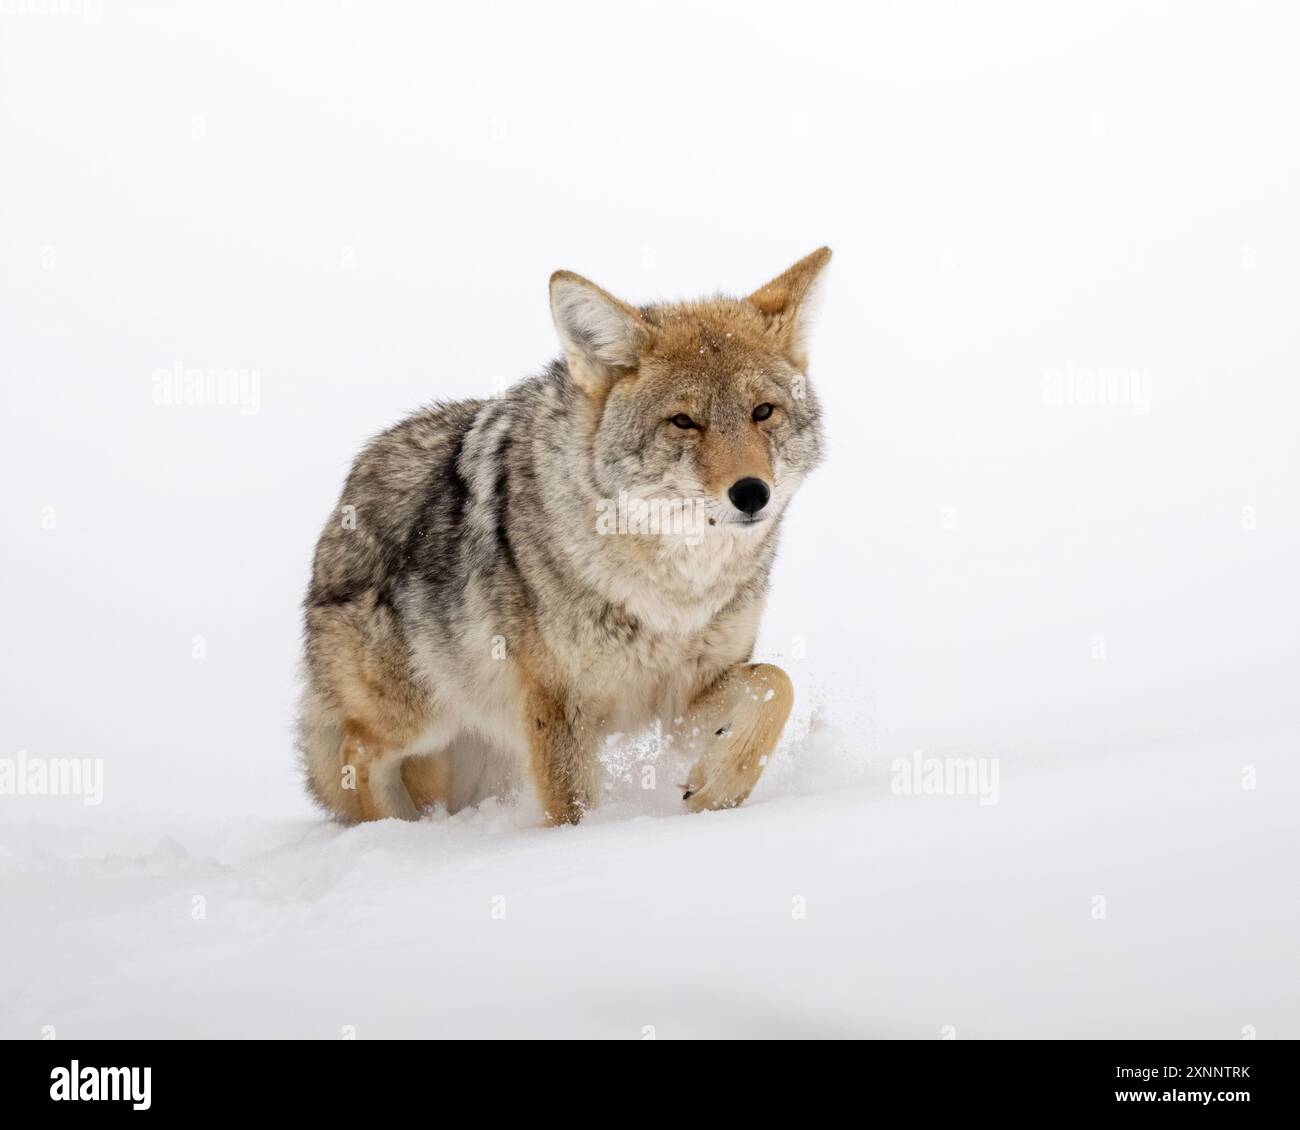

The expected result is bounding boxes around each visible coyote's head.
[550,248,829,540]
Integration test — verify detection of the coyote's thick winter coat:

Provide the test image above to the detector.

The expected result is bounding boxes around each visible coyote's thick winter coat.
[298,248,830,823]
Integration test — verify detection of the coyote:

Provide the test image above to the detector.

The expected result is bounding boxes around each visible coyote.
[298,248,830,823]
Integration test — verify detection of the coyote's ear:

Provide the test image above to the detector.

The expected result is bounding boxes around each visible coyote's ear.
[549,271,652,399]
[745,246,831,368]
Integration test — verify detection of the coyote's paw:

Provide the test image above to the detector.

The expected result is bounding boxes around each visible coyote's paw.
[681,732,764,813]
[678,662,793,813]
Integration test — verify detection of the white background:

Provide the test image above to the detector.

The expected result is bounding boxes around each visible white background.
[2,1,1297,1038]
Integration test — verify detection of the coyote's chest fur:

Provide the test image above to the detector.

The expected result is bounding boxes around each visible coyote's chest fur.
[541,540,766,718]
[421,510,770,745]
[297,248,828,824]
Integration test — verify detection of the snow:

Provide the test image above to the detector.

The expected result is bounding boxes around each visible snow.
[2,2,1299,1038]
[3,724,1296,1038]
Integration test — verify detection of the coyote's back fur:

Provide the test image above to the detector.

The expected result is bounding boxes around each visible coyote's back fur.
[298,248,830,823]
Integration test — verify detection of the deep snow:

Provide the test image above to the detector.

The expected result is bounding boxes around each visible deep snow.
[3,722,1297,1039]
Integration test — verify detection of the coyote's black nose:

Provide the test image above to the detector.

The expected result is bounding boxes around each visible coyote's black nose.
[728,477,770,516]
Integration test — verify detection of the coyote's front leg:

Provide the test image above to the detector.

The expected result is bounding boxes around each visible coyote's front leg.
[523,684,599,825]
[677,663,794,813]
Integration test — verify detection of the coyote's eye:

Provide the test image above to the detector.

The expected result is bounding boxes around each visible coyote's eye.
[752,403,775,422]
[670,413,699,430]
